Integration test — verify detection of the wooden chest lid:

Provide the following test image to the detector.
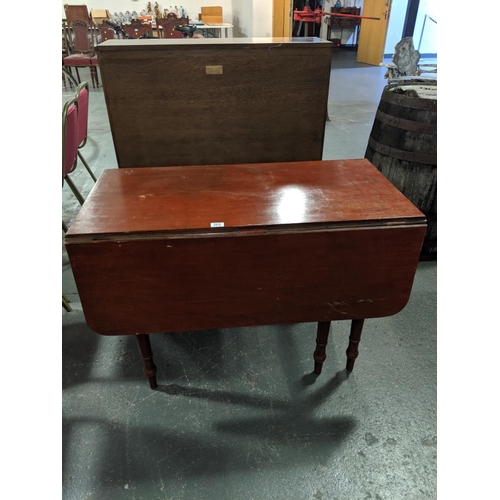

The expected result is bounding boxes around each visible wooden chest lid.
[96,37,332,51]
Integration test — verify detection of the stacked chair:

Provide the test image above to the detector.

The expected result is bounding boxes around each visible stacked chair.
[62,80,98,311]
[62,81,97,231]
[74,82,97,183]
[61,94,79,312]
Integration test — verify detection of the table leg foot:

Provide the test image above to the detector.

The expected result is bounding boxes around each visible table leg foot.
[346,319,365,373]
[135,334,158,389]
[313,321,331,375]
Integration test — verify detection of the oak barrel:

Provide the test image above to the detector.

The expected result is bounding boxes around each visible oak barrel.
[365,82,437,259]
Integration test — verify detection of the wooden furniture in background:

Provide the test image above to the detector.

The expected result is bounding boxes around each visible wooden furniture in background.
[97,23,116,42]
[63,20,100,88]
[156,17,189,38]
[120,19,153,39]
[65,159,426,389]
[327,7,362,47]
[96,37,332,168]
[201,6,223,24]
[63,4,91,24]
[90,9,111,25]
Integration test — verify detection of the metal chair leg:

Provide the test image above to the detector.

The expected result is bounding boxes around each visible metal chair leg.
[77,151,97,182]
[62,293,72,312]
[64,175,85,205]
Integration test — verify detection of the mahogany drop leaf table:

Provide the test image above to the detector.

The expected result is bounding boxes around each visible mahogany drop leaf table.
[65,159,426,388]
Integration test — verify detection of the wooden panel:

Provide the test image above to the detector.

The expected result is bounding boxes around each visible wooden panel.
[65,159,426,336]
[96,38,332,168]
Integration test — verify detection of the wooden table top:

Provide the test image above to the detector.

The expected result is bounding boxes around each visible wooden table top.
[66,159,425,240]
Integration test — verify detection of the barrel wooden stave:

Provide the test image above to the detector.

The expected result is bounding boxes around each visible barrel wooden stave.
[365,83,437,258]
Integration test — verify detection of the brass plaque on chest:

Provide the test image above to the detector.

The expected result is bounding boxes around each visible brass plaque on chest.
[206,65,223,74]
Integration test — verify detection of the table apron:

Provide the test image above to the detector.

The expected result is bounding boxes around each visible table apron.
[66,224,426,335]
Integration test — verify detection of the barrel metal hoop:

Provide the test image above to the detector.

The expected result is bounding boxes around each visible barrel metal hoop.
[375,109,437,134]
[383,88,437,110]
[368,136,437,165]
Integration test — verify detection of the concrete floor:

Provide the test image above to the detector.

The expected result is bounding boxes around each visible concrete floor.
[62,49,437,500]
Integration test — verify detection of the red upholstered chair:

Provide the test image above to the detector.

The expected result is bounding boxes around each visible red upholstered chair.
[75,82,97,182]
[62,96,85,210]
[62,96,80,309]
[63,20,99,88]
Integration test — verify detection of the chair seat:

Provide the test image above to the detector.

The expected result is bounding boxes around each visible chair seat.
[64,54,93,66]
[90,55,99,65]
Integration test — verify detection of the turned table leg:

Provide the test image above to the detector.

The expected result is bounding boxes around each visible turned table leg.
[346,319,365,373]
[135,334,158,389]
[314,321,331,374]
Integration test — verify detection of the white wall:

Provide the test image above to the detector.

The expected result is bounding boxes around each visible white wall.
[384,0,408,54]
[384,0,437,56]
[231,0,252,37]
[252,0,272,38]
[413,0,437,54]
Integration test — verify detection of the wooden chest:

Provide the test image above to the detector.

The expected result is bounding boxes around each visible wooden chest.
[96,37,332,168]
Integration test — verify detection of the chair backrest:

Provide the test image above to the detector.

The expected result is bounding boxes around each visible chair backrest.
[75,82,89,148]
[120,20,152,39]
[97,23,116,42]
[63,96,79,180]
[67,20,95,54]
[64,4,92,24]
[156,18,189,39]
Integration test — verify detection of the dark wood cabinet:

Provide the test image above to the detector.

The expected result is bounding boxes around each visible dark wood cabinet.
[96,37,332,168]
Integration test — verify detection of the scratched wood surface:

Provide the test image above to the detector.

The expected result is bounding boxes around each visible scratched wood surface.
[65,159,425,237]
[96,37,332,168]
[65,159,427,336]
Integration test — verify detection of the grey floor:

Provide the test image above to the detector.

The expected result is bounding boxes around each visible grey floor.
[62,50,437,500]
